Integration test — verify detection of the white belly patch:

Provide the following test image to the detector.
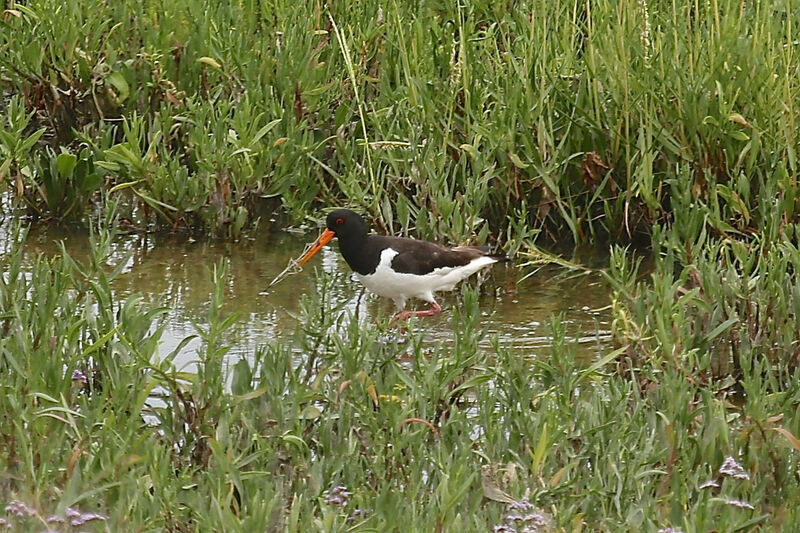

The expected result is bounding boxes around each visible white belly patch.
[354,247,497,308]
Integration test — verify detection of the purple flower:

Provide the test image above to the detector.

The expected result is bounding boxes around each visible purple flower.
[323,485,351,506]
[4,500,35,517]
[65,507,81,519]
[699,479,720,489]
[3,505,21,518]
[493,498,549,533]
[523,513,548,526]
[71,369,88,385]
[45,514,66,523]
[67,510,107,527]
[723,498,754,510]
[507,498,535,512]
[346,508,370,522]
[81,511,107,522]
[719,457,750,480]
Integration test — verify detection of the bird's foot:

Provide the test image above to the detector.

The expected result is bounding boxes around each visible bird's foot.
[391,310,415,323]
[390,302,442,326]
[413,301,443,318]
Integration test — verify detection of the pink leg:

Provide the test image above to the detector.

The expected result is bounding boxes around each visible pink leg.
[391,301,442,324]
[412,301,442,318]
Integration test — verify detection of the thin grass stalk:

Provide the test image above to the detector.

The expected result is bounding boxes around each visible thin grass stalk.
[328,12,377,211]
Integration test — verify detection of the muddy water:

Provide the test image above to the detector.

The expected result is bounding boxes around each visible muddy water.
[11,226,613,368]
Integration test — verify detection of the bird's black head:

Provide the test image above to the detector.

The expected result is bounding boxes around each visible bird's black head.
[325,209,368,240]
[298,208,370,268]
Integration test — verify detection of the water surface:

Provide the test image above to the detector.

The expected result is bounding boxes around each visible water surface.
[9,225,613,367]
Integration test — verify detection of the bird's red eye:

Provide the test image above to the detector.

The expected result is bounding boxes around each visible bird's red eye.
[336,218,344,225]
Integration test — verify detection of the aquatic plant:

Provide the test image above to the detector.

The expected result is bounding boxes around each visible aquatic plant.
[0,0,796,244]
[1,0,800,530]
[1,223,799,530]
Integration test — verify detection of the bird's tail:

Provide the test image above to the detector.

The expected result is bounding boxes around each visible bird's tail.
[455,245,510,262]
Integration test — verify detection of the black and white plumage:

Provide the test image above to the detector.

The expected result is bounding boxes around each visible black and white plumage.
[298,208,507,321]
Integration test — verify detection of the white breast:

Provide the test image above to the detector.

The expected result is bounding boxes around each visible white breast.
[354,248,498,310]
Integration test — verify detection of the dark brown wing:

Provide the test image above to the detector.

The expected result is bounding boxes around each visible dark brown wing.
[375,236,490,275]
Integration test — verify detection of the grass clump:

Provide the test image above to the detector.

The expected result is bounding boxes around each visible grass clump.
[0,0,797,243]
[2,228,800,531]
[2,0,800,531]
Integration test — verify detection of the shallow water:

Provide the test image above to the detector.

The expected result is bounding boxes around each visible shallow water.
[8,225,613,368]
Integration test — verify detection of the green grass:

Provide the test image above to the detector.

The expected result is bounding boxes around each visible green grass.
[2,0,800,531]
[1,224,800,531]
[1,0,797,243]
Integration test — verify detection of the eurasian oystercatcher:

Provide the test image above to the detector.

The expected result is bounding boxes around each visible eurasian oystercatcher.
[298,208,508,321]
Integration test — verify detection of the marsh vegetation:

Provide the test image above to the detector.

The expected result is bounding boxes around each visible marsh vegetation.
[2,0,800,531]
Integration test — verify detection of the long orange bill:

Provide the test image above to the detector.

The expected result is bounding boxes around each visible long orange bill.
[298,228,336,266]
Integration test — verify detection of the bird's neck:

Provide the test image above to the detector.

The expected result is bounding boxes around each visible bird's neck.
[337,232,378,275]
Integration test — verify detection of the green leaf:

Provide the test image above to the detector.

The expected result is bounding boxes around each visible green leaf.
[334,103,350,128]
[508,151,529,168]
[79,172,103,193]
[132,188,178,211]
[532,422,548,475]
[449,372,493,398]
[105,144,142,168]
[251,119,282,144]
[729,130,749,142]
[95,160,121,172]
[0,158,11,181]
[22,41,43,72]
[299,404,322,420]
[163,334,198,364]
[706,317,738,342]
[728,113,749,127]
[108,179,143,193]
[233,387,268,402]
[459,143,480,159]
[79,325,120,358]
[197,56,222,69]
[107,71,130,103]
[18,128,46,154]
[281,433,308,450]
[56,151,77,178]
[577,346,627,384]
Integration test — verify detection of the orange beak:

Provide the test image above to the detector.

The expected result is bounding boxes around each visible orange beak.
[298,228,336,266]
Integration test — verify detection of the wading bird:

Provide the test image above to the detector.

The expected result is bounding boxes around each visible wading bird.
[298,208,507,322]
